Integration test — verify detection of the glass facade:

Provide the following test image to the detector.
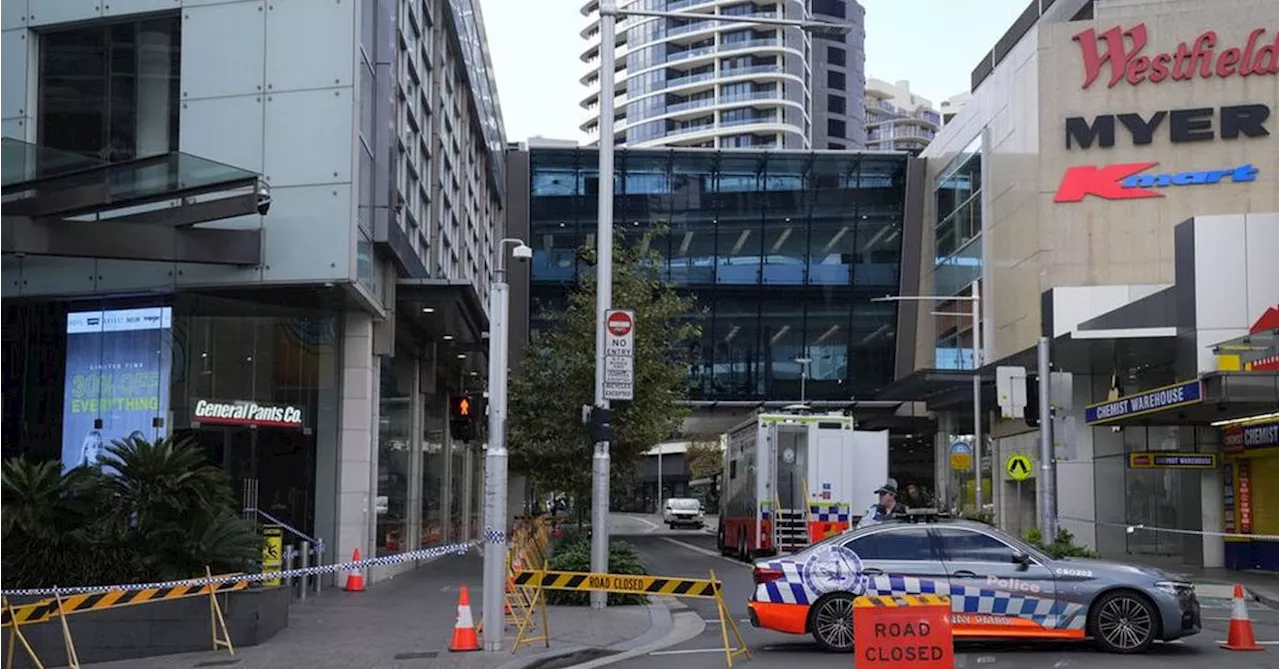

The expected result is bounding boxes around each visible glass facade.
[933,135,983,370]
[527,148,907,402]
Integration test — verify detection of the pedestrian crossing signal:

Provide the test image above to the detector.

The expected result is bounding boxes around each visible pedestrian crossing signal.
[450,394,477,442]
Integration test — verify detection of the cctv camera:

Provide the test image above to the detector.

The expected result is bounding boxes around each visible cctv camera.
[511,244,533,261]
[256,184,272,216]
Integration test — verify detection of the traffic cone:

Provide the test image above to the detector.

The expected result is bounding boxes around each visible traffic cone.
[449,586,481,652]
[1221,584,1264,651]
[343,548,366,592]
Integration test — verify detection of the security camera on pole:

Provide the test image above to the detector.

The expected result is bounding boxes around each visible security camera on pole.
[589,0,853,609]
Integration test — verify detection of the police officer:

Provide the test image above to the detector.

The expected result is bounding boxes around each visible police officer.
[857,479,907,529]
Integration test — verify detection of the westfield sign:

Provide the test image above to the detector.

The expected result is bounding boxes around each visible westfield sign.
[1073,23,1278,89]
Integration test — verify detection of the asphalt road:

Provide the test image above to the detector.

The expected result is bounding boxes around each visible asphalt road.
[607,514,1280,669]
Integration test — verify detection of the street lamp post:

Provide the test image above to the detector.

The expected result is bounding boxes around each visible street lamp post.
[482,237,531,651]
[873,280,983,515]
[589,2,852,609]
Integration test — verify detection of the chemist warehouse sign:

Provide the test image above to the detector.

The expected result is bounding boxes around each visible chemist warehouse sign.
[1054,21,1275,204]
[1085,380,1204,425]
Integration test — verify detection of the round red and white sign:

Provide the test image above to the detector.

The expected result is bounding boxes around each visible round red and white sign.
[607,311,633,337]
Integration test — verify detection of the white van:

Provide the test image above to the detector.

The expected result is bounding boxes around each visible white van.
[662,497,704,529]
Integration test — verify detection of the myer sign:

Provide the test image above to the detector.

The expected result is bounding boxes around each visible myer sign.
[193,399,304,428]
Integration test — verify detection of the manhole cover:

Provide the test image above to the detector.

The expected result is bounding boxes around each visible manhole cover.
[393,651,440,660]
[526,649,618,669]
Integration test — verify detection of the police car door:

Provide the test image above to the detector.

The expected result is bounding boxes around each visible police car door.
[840,526,947,597]
[932,527,1057,633]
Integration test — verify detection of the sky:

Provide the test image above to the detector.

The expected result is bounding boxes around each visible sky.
[478,0,1035,144]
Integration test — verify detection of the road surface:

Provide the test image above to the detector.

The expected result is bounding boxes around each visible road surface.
[607,513,1280,669]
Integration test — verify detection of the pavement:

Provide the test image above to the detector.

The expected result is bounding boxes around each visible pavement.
[78,518,699,669]
[606,513,1280,669]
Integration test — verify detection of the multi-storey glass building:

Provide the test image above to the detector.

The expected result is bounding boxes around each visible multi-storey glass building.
[577,0,867,150]
[506,144,911,404]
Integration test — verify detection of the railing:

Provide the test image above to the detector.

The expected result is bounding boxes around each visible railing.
[667,44,717,63]
[668,123,716,136]
[720,90,781,103]
[719,37,781,52]
[721,115,778,127]
[720,64,783,77]
[667,96,717,113]
[666,70,717,87]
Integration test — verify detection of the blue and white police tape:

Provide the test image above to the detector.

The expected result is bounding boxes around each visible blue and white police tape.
[0,540,477,598]
[249,508,324,555]
[1058,515,1280,541]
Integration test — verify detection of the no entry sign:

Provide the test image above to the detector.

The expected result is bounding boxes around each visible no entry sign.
[603,309,635,401]
[607,311,633,337]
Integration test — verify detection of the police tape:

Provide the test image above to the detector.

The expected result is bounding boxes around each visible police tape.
[1058,515,1280,541]
[0,540,477,598]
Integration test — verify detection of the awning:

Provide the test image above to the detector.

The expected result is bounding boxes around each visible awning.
[395,279,490,348]
[2,139,264,265]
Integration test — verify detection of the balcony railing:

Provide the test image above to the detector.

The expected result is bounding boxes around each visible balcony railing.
[721,115,778,127]
[669,122,715,136]
[720,64,783,77]
[667,45,717,63]
[666,70,717,87]
[720,90,781,103]
[667,96,718,113]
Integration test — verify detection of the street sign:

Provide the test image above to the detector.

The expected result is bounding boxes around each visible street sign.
[1006,453,1033,481]
[948,442,972,471]
[603,309,635,401]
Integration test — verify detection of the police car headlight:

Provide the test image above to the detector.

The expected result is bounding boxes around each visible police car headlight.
[1154,580,1193,596]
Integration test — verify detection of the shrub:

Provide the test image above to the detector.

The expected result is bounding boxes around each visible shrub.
[546,537,649,606]
[1024,527,1097,559]
[2,436,261,589]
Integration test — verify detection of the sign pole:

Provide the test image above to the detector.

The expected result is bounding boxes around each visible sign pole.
[1037,336,1056,540]
[591,3,618,609]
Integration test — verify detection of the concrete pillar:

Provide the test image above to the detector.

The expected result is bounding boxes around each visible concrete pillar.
[336,312,377,571]
[314,320,341,581]
[407,356,423,551]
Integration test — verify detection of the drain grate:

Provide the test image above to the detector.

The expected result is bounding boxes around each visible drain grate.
[193,660,241,668]
[393,651,440,660]
[525,649,618,669]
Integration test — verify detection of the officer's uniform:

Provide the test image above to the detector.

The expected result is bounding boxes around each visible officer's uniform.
[855,479,907,529]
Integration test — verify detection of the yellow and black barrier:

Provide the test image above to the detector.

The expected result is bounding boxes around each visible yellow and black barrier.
[2,568,243,669]
[510,569,750,668]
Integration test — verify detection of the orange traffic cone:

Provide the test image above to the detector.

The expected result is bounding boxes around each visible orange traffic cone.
[1221,584,1264,651]
[343,548,366,592]
[449,586,481,652]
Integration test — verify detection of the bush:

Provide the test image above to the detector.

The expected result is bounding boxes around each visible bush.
[2,436,261,589]
[1024,527,1097,558]
[546,537,649,606]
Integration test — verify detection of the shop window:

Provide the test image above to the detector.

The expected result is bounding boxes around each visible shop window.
[39,16,181,161]
[377,356,413,555]
[422,395,447,546]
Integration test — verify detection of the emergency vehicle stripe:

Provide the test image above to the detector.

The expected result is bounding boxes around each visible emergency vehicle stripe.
[855,594,950,608]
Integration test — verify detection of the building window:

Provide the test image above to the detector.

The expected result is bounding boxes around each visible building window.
[38,16,181,161]
[827,119,846,139]
[827,142,845,149]
[812,0,847,19]
[827,46,846,67]
[827,71,846,91]
[827,94,846,114]
[933,135,983,370]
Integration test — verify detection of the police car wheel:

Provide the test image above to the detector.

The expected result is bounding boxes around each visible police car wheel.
[1089,590,1157,654]
[808,593,855,652]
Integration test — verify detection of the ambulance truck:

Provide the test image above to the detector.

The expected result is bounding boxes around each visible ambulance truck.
[717,412,889,559]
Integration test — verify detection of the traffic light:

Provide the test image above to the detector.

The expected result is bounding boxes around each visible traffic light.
[450,394,477,442]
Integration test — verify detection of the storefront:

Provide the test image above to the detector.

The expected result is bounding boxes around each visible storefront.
[901,0,1278,567]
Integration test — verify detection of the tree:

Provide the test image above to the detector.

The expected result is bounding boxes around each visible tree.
[508,228,701,509]
[684,441,723,480]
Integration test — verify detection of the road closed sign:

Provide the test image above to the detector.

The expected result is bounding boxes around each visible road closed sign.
[603,309,635,401]
[854,595,953,668]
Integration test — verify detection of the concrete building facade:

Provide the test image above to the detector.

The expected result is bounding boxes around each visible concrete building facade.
[2,0,508,583]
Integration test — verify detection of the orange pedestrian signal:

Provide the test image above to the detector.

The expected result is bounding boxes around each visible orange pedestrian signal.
[450,395,477,442]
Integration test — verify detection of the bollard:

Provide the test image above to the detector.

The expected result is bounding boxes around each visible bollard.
[284,545,296,591]
[313,543,322,594]
[298,540,310,602]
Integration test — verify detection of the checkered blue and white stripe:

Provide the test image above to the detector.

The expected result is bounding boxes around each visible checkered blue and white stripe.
[0,541,477,598]
[752,564,1086,630]
[808,504,850,523]
[484,528,506,544]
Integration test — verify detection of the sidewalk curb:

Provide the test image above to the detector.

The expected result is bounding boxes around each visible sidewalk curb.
[1248,587,1279,610]
[496,597,704,669]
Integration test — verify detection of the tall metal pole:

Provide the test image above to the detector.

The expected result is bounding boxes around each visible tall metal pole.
[590,0,618,611]
[656,447,663,513]
[971,281,983,516]
[1037,335,1056,540]
[482,259,512,651]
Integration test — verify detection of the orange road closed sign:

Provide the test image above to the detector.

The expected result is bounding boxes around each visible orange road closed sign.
[854,594,953,668]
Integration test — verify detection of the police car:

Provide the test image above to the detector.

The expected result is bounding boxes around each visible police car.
[746,513,1201,654]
